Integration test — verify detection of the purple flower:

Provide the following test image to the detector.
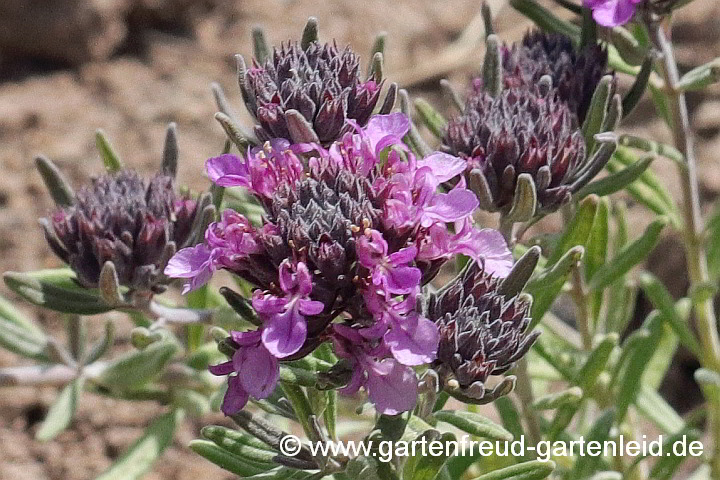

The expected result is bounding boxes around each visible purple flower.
[356,230,422,296]
[209,330,279,415]
[163,243,214,294]
[253,261,324,358]
[332,325,418,415]
[585,0,642,27]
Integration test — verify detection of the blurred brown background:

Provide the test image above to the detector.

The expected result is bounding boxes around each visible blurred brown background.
[0,1,718,479]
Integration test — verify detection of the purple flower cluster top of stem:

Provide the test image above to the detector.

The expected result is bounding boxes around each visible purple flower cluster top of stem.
[165,113,512,415]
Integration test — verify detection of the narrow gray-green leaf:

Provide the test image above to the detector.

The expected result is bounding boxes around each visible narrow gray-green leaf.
[95,129,123,172]
[469,460,555,480]
[434,410,513,441]
[570,410,614,479]
[576,155,654,199]
[4,269,113,315]
[96,410,182,480]
[402,431,456,480]
[588,217,667,291]
[99,341,178,389]
[36,377,84,441]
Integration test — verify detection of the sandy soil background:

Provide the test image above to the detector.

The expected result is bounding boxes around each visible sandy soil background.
[0,1,719,478]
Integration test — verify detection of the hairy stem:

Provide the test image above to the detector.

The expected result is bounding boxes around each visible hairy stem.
[652,22,720,476]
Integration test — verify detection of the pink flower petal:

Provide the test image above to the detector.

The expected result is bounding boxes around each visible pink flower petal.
[206,154,250,187]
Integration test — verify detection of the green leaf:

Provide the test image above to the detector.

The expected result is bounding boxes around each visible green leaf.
[649,84,673,129]
[402,431,455,480]
[622,56,653,117]
[615,312,664,422]
[95,129,123,172]
[35,155,74,207]
[494,396,525,443]
[576,155,655,200]
[526,246,584,327]
[96,410,181,480]
[532,386,583,410]
[635,386,685,434]
[98,341,178,389]
[582,76,613,154]
[585,198,610,282]
[4,269,113,315]
[200,426,277,468]
[433,410,513,441]
[482,34,503,98]
[548,196,598,265]
[0,310,49,361]
[414,98,447,139]
[677,58,720,92]
[570,409,614,479]
[639,273,701,357]
[575,333,618,393]
[509,0,580,41]
[647,429,702,480]
[36,377,84,441]
[468,460,555,480]
[588,217,667,291]
[0,294,43,334]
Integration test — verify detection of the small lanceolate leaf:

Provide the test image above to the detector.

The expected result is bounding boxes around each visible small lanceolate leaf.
[301,16,319,50]
[639,273,701,358]
[622,56,653,117]
[588,217,667,291]
[575,333,618,393]
[635,387,685,434]
[201,427,277,468]
[99,261,124,306]
[433,410,513,441]
[414,98,448,139]
[509,0,580,41]
[36,377,84,441]
[498,246,541,297]
[547,195,598,265]
[469,460,556,480]
[84,321,115,365]
[98,341,178,390]
[582,76,613,154]
[95,129,123,172]
[4,269,113,315]
[0,310,48,361]
[35,155,75,207]
[575,155,655,199]
[162,122,179,177]
[571,410,614,479]
[526,246,584,327]
[677,58,720,92]
[402,431,455,480]
[505,174,537,224]
[400,89,432,158]
[482,34,503,98]
[252,27,270,64]
[96,410,182,480]
[615,313,664,422]
[531,386,583,410]
[215,112,254,151]
[585,197,609,284]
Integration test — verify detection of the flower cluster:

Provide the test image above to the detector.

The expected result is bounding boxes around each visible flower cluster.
[240,41,395,145]
[443,30,615,216]
[425,262,539,403]
[478,30,607,124]
[166,113,513,415]
[43,170,198,294]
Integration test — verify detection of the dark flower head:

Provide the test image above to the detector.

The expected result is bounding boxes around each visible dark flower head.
[474,30,608,124]
[241,41,395,145]
[43,170,197,293]
[426,262,539,403]
[168,113,514,415]
[444,86,587,213]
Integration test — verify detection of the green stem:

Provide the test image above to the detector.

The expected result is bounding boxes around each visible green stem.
[651,22,720,477]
